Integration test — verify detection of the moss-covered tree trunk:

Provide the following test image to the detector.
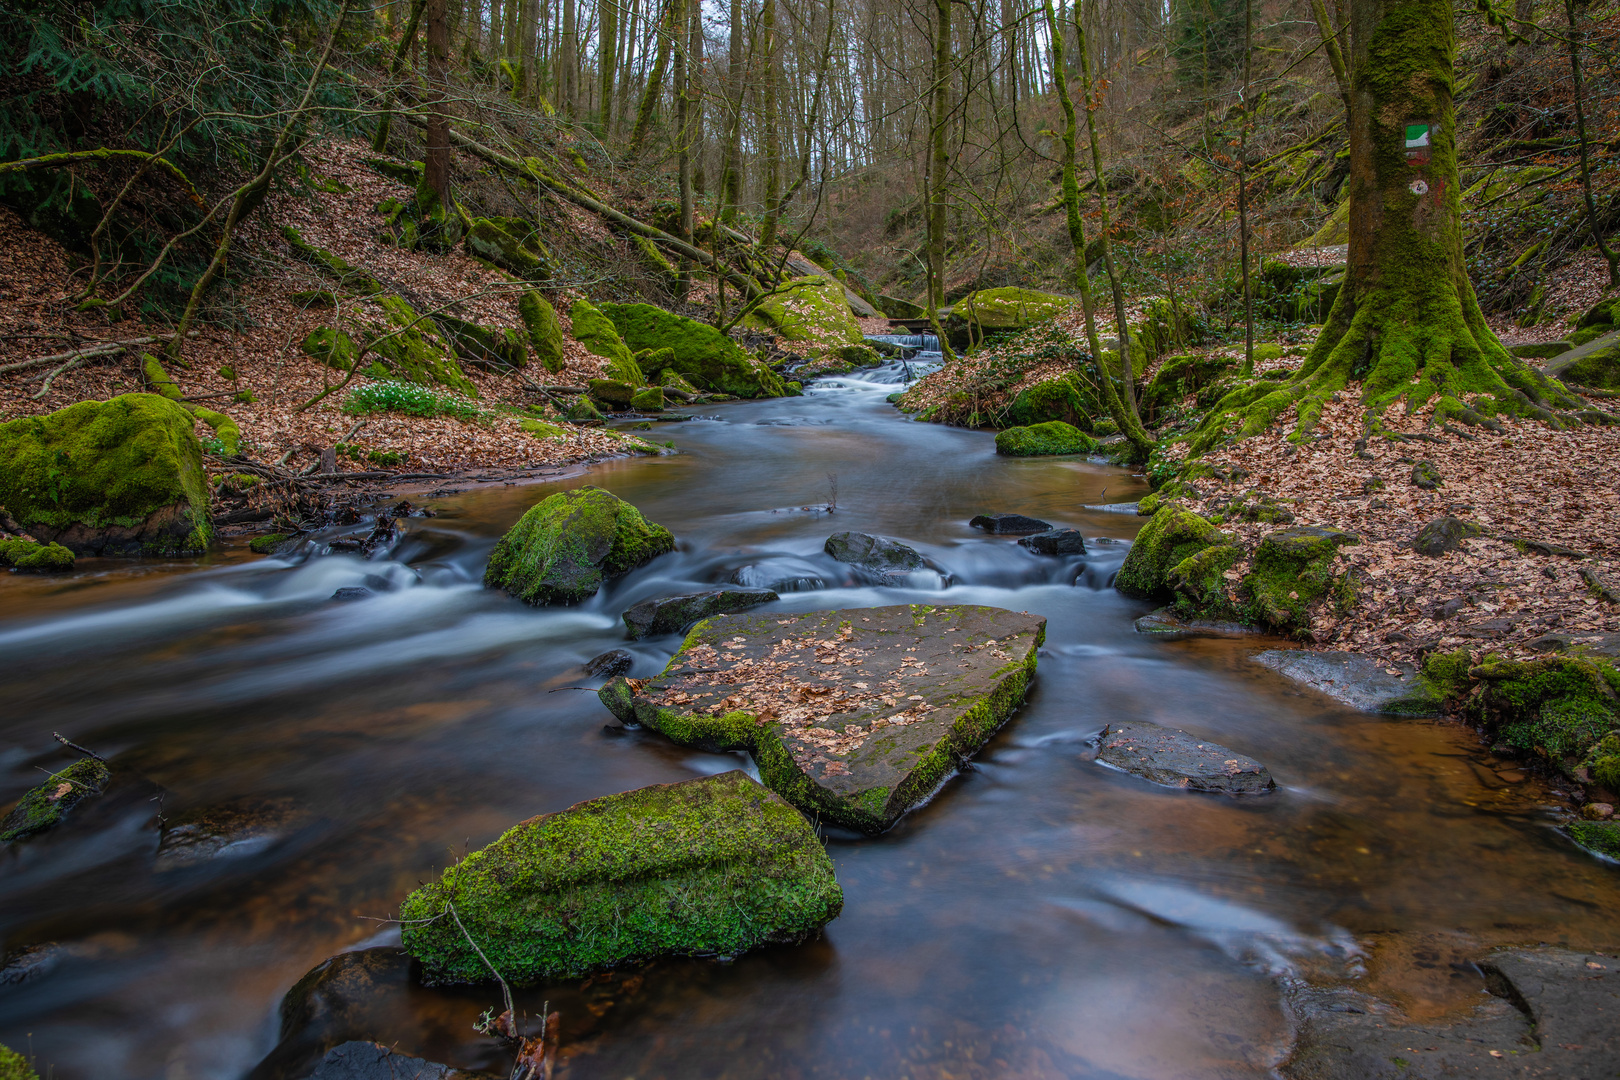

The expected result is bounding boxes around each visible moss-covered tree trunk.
[1192,0,1590,454]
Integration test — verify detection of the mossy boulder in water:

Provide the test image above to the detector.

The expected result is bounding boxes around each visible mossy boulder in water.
[0,393,211,556]
[994,421,1097,457]
[1243,526,1360,634]
[0,537,74,571]
[569,299,643,385]
[0,1043,39,1080]
[600,303,785,399]
[398,771,842,984]
[484,487,674,605]
[1567,820,1620,859]
[630,385,665,411]
[1115,506,1226,599]
[600,604,1045,833]
[518,291,566,372]
[1,757,111,841]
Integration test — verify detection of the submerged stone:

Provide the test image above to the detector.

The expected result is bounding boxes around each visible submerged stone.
[824,531,927,575]
[1,756,111,842]
[307,1042,496,1079]
[155,798,303,870]
[1253,649,1443,715]
[584,648,634,678]
[1094,720,1274,794]
[399,771,842,984]
[250,947,416,1080]
[601,604,1045,832]
[969,513,1052,534]
[622,588,778,639]
[1133,607,1261,638]
[484,487,674,605]
[1018,528,1087,556]
[0,393,212,557]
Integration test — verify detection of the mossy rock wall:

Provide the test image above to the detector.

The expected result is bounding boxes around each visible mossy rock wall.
[601,303,785,398]
[0,393,211,556]
[398,771,843,984]
[484,486,674,605]
[570,299,643,384]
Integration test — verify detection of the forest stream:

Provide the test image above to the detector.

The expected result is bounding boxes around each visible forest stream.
[1,362,1616,1080]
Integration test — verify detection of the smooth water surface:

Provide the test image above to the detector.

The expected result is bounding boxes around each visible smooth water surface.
[1,363,1615,1079]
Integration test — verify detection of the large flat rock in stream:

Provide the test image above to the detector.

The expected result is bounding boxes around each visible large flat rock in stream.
[1253,650,1442,715]
[602,604,1046,833]
[1283,947,1619,1079]
[1094,720,1274,794]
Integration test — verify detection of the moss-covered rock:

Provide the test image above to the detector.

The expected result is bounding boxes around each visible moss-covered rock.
[249,532,291,555]
[1241,525,1360,635]
[300,326,359,371]
[601,303,786,399]
[588,379,635,409]
[1141,353,1239,421]
[1116,506,1226,599]
[623,588,778,639]
[602,604,1045,833]
[569,299,643,384]
[367,296,478,397]
[518,291,566,373]
[0,394,211,556]
[484,487,674,605]
[1567,820,1620,860]
[630,385,665,411]
[0,537,75,571]
[281,226,383,294]
[951,287,1073,339]
[1002,374,1101,430]
[1469,655,1619,766]
[879,294,926,319]
[1560,344,1620,391]
[994,421,1098,457]
[0,1042,39,1080]
[398,771,842,984]
[434,314,527,370]
[564,395,604,424]
[1,756,111,842]
[464,217,549,281]
[744,275,868,356]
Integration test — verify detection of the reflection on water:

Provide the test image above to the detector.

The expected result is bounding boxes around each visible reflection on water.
[0,361,1615,1079]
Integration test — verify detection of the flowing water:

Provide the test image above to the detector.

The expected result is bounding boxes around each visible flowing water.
[1,363,1616,1079]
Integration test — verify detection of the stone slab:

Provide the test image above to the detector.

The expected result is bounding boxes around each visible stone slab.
[1135,607,1264,639]
[1543,326,1620,378]
[1094,720,1274,794]
[1283,947,1619,1079]
[1253,649,1442,715]
[603,604,1045,833]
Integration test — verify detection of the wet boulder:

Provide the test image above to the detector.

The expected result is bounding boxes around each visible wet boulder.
[1413,516,1483,556]
[1252,650,1442,715]
[247,948,418,1080]
[622,588,778,639]
[0,393,212,557]
[824,531,927,576]
[1018,528,1087,556]
[484,487,674,605]
[399,771,842,984]
[970,513,1052,534]
[1,757,111,842]
[601,604,1046,833]
[584,648,634,678]
[994,421,1098,457]
[1094,721,1274,794]
[600,303,785,399]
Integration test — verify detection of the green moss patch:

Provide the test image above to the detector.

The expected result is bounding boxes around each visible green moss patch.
[1,756,111,842]
[994,421,1098,457]
[953,287,1074,333]
[518,292,566,372]
[744,275,868,354]
[398,771,843,984]
[1116,506,1226,599]
[367,296,478,397]
[602,604,1046,833]
[0,537,74,571]
[0,393,211,556]
[464,217,549,281]
[484,487,674,605]
[1567,820,1620,860]
[1002,374,1101,431]
[0,1042,39,1080]
[601,303,785,398]
[1241,526,1360,635]
[570,299,643,384]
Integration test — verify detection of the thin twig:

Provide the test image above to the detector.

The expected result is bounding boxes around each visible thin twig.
[52,732,106,762]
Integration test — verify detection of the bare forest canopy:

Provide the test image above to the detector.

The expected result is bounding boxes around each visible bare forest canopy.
[2,0,1618,333]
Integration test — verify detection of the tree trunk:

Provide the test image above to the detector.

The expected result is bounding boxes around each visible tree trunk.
[422,0,455,247]
[372,0,429,152]
[1564,0,1620,287]
[691,0,707,196]
[562,0,578,115]
[629,0,677,157]
[720,0,745,224]
[599,0,618,133]
[1237,0,1254,377]
[926,0,951,313]
[1190,0,1585,455]
[1042,0,1152,454]
[758,0,782,248]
